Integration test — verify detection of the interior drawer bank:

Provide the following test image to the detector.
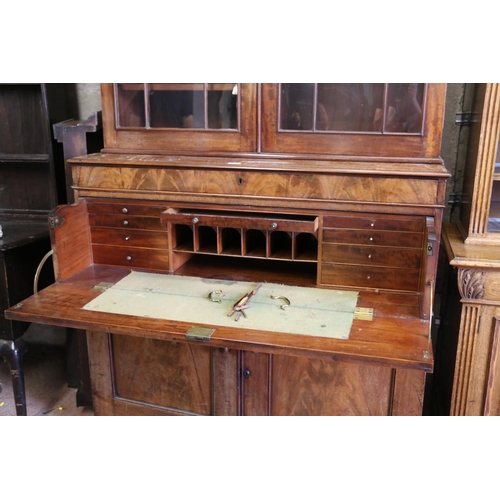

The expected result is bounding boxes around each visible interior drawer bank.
[87,199,169,271]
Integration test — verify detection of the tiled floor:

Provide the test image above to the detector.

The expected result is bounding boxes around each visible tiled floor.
[0,324,93,417]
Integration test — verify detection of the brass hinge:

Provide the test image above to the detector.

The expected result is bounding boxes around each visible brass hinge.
[48,215,65,229]
[354,307,373,321]
[185,326,215,342]
[92,282,114,293]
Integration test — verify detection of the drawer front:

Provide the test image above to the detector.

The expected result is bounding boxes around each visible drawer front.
[91,227,168,249]
[322,243,421,269]
[322,228,423,248]
[87,200,167,216]
[89,214,163,231]
[323,215,424,233]
[162,212,318,234]
[92,244,169,270]
[74,166,440,206]
[321,263,420,291]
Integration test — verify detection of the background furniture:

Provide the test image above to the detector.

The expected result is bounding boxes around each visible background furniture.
[6,83,449,415]
[0,83,68,415]
[438,83,500,415]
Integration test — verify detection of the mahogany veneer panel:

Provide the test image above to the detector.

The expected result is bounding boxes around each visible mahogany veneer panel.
[72,165,440,207]
[322,228,424,248]
[270,355,393,416]
[111,335,212,414]
[322,243,421,269]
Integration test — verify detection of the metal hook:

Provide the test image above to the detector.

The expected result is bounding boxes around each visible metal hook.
[208,290,224,303]
[270,295,290,310]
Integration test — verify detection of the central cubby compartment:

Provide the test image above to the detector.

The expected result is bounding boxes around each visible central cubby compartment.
[162,208,319,271]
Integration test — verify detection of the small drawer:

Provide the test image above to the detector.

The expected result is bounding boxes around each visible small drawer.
[92,244,169,270]
[322,228,423,248]
[91,227,168,249]
[321,263,420,292]
[89,214,163,231]
[162,210,318,234]
[322,243,421,269]
[323,215,424,233]
[87,200,166,216]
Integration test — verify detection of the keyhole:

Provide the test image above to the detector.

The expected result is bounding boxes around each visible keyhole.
[238,177,244,185]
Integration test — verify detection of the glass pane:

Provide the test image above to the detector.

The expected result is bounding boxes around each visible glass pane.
[207,83,238,129]
[116,84,145,128]
[149,84,203,129]
[317,84,384,131]
[385,83,425,133]
[489,140,500,232]
[280,84,315,130]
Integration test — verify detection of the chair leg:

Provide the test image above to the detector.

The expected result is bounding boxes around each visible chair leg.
[0,337,28,416]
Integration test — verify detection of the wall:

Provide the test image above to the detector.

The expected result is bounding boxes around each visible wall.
[65,83,102,120]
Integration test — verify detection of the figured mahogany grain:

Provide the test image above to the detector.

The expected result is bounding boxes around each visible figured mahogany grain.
[270,355,393,416]
[49,199,92,281]
[111,335,212,414]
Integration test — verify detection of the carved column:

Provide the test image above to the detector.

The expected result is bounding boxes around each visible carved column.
[450,268,485,415]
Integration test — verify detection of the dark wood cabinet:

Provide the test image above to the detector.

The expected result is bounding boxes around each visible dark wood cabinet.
[0,83,69,415]
[6,82,449,416]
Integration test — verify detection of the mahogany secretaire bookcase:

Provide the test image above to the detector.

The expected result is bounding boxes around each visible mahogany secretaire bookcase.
[6,83,449,415]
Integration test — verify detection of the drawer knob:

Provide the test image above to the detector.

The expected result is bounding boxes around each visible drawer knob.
[243,368,251,378]
[271,222,278,229]
[126,256,132,261]
[368,254,372,259]
[192,217,199,224]
[123,220,129,226]
[369,237,373,241]
[125,236,130,241]
[122,208,128,214]
[370,222,375,227]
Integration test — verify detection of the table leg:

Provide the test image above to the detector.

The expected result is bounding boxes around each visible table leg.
[0,337,28,416]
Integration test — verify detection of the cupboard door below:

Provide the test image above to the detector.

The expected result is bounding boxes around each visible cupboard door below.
[271,355,394,416]
[87,332,238,416]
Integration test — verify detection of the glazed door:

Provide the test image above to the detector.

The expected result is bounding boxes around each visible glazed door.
[261,83,446,159]
[101,83,258,154]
